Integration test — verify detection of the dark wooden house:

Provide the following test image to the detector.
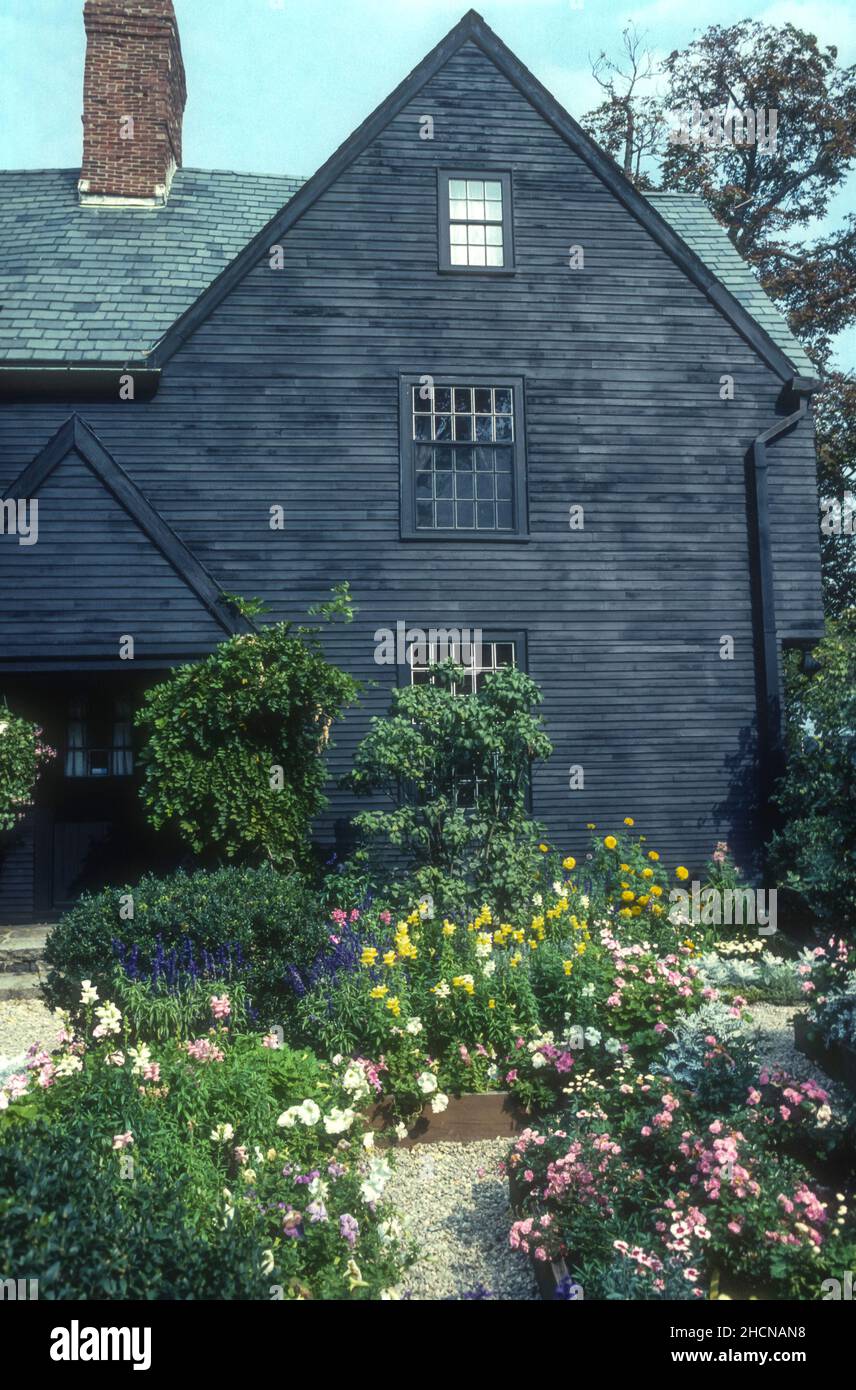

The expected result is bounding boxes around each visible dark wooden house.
[0,2,823,921]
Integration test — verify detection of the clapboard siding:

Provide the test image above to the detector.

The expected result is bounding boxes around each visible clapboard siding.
[0,40,823,884]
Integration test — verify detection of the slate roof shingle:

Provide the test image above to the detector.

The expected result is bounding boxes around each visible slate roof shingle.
[0,167,814,375]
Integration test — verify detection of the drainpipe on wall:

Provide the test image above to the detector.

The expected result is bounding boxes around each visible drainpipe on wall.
[749,375,817,846]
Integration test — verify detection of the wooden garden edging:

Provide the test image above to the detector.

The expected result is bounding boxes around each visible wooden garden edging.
[794,1015,856,1095]
[367,1090,527,1148]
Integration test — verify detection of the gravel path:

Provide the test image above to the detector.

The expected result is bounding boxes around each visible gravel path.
[749,1001,851,1111]
[387,1138,538,1301]
[0,996,56,1084]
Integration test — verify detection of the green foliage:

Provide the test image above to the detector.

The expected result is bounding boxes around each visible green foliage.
[0,707,55,833]
[0,1033,408,1301]
[42,865,330,1028]
[346,661,553,907]
[136,619,358,868]
[770,612,856,930]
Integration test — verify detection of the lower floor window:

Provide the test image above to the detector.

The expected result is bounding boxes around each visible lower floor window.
[65,695,134,778]
[409,636,517,694]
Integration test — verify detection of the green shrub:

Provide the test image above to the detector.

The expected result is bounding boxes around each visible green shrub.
[42,865,330,1028]
[346,661,553,912]
[136,614,358,869]
[0,706,55,832]
[770,612,856,932]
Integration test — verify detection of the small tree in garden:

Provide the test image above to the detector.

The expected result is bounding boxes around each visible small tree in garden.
[0,708,55,832]
[769,610,856,931]
[136,599,359,870]
[345,661,553,904]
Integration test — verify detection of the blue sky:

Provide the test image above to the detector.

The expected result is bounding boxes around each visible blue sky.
[1,0,854,366]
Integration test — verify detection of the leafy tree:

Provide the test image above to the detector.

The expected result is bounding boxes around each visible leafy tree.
[345,661,553,906]
[136,611,358,870]
[769,611,856,930]
[0,708,55,833]
[814,373,856,615]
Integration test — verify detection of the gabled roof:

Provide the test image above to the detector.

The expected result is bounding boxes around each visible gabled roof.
[0,168,301,363]
[0,10,815,382]
[3,415,244,638]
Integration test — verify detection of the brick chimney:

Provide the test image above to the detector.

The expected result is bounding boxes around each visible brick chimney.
[79,0,186,206]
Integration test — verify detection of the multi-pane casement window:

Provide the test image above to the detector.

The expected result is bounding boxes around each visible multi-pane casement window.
[438,171,514,272]
[399,376,527,538]
[409,636,517,693]
[65,695,134,778]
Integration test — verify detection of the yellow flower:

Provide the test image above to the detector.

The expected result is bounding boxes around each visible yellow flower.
[562,856,576,871]
[676,865,689,881]
[621,890,635,903]
[575,942,587,955]
[630,905,642,916]
[528,938,538,950]
[604,835,617,850]
[563,960,573,975]
[586,823,596,830]
[648,851,660,862]
[370,985,388,999]
[510,953,521,969]
[620,863,630,873]
[442,921,457,937]
[386,996,401,1016]
[488,998,496,1009]
[652,904,663,916]
[538,843,549,854]
[383,951,397,967]
[361,947,378,967]
[650,884,663,897]
[683,939,696,952]
[624,817,635,826]
[637,895,650,907]
[642,867,653,879]
[619,908,632,918]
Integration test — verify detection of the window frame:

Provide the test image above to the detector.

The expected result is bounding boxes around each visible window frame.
[437,169,515,275]
[399,373,529,541]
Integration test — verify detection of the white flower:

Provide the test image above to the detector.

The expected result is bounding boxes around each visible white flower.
[342,1063,369,1098]
[93,1001,122,1036]
[481,959,496,978]
[580,894,590,910]
[405,1017,423,1035]
[378,1217,403,1246]
[80,979,99,1005]
[584,1028,602,1046]
[816,1105,832,1129]
[430,1092,449,1114]
[332,1053,343,1066]
[297,1099,321,1126]
[362,1131,375,1150]
[309,1176,329,1200]
[433,980,450,999]
[128,1044,152,1074]
[323,1106,356,1135]
[54,1054,83,1077]
[475,933,493,958]
[394,1122,408,1140]
[417,1070,438,1095]
[552,880,564,896]
[604,1038,621,1055]
[582,982,596,997]
[532,893,543,907]
[277,1107,299,1128]
[211,1123,234,1143]
[360,1156,392,1204]
[532,1053,547,1070]
[221,1187,235,1229]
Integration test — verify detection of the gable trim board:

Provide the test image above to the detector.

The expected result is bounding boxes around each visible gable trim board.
[143,9,815,386]
[2,415,246,646]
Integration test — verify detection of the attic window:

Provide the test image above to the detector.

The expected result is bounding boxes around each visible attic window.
[439,171,514,272]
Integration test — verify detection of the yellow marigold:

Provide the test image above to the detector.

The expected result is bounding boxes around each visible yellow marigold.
[648,851,660,862]
[383,951,397,967]
[620,863,631,873]
[652,904,663,916]
[650,884,663,897]
[621,890,635,903]
[642,867,653,879]
[563,855,576,871]
[370,985,388,999]
[624,817,635,826]
[676,865,690,881]
[563,960,574,975]
[604,835,618,850]
[630,906,642,917]
[538,843,549,854]
[619,908,632,918]
[361,947,378,967]
[637,895,650,907]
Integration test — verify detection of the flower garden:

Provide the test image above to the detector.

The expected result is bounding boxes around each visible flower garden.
[0,608,854,1302]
